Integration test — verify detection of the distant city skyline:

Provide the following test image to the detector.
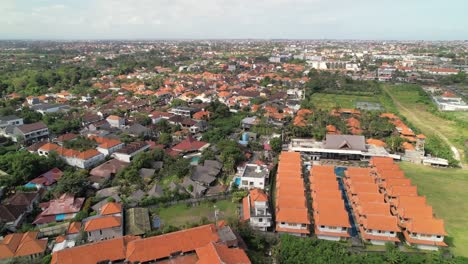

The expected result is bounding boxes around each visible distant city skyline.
[1,0,467,40]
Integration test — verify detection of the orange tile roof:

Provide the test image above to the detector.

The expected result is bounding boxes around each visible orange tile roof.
[242,197,250,221]
[386,185,418,197]
[249,189,268,203]
[107,115,122,121]
[403,231,447,247]
[355,202,390,216]
[314,209,350,228]
[402,142,415,150]
[67,222,82,234]
[276,208,309,224]
[126,224,220,263]
[39,142,60,152]
[196,242,251,264]
[391,195,427,208]
[0,232,47,259]
[51,236,140,264]
[360,215,400,232]
[369,157,394,166]
[101,202,122,215]
[276,226,310,234]
[84,216,121,232]
[344,167,372,177]
[406,218,447,236]
[366,138,387,147]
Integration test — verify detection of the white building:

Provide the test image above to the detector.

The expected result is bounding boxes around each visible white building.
[237,164,269,190]
[241,189,272,231]
[112,141,150,163]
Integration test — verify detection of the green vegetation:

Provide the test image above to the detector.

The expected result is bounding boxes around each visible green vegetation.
[309,93,381,109]
[55,170,89,196]
[383,84,468,166]
[276,235,467,263]
[153,200,237,228]
[63,136,96,151]
[399,162,468,257]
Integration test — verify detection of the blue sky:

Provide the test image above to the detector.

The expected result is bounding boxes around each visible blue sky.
[1,0,467,40]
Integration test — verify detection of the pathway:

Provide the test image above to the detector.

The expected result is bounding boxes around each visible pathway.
[383,86,466,169]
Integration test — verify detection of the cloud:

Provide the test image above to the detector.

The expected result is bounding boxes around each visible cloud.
[0,0,466,39]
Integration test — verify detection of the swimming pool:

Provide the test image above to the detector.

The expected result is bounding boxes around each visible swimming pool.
[234,177,241,186]
[334,166,347,177]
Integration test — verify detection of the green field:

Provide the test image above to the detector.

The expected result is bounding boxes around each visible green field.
[152,200,238,227]
[384,84,468,166]
[310,93,381,109]
[400,162,468,257]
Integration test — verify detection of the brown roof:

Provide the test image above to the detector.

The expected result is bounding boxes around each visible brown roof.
[16,122,47,134]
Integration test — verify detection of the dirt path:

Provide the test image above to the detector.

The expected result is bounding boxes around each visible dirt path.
[383,86,466,169]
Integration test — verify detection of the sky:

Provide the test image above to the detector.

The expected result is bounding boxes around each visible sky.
[0,0,467,40]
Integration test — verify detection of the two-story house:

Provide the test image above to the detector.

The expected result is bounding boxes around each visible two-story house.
[242,189,272,231]
[12,122,49,143]
[84,202,123,242]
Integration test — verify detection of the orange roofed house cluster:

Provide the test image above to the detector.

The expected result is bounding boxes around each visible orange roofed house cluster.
[275,152,310,236]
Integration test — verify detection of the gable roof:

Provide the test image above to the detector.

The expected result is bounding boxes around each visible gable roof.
[0,232,47,260]
[84,216,121,232]
[324,134,366,151]
[196,242,251,264]
[100,202,122,215]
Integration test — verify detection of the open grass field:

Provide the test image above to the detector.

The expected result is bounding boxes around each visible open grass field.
[310,93,381,109]
[154,200,238,227]
[383,84,468,166]
[399,162,468,257]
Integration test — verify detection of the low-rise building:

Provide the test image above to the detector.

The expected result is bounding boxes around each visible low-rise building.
[12,122,49,143]
[237,164,269,190]
[0,232,48,261]
[242,189,272,231]
[84,202,123,242]
[112,141,150,162]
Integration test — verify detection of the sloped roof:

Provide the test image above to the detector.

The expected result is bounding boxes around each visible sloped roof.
[84,216,121,232]
[196,242,251,264]
[324,134,366,151]
[0,232,47,260]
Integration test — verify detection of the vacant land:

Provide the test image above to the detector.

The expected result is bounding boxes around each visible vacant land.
[310,93,381,109]
[153,200,238,227]
[384,84,468,167]
[400,162,468,257]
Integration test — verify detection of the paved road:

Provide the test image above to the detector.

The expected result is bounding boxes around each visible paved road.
[383,86,466,169]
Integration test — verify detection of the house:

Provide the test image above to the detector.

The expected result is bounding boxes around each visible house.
[149,111,174,124]
[191,160,223,186]
[91,136,124,156]
[112,141,150,162]
[240,116,259,130]
[0,115,23,129]
[51,224,250,264]
[89,159,129,186]
[0,192,41,232]
[124,123,151,137]
[106,115,125,128]
[125,207,151,236]
[34,194,84,225]
[27,167,63,189]
[168,106,197,118]
[190,120,209,134]
[38,143,105,169]
[0,232,47,261]
[403,218,447,250]
[237,163,269,190]
[242,189,272,231]
[30,103,69,115]
[84,202,123,242]
[172,135,209,154]
[12,122,49,143]
[275,152,310,237]
[53,133,79,146]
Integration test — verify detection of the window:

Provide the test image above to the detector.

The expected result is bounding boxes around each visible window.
[390,231,395,235]
[249,182,254,185]
[301,224,306,228]
[436,235,442,238]
[99,230,102,235]
[320,225,325,228]
[258,218,263,222]
[281,222,285,225]
[377,230,382,234]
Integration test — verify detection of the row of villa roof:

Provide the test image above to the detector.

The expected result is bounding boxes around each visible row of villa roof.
[369,157,447,250]
[275,152,310,236]
[310,165,351,240]
[273,154,447,251]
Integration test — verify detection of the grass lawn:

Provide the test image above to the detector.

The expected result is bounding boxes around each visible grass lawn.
[399,162,468,257]
[310,93,381,109]
[384,84,468,165]
[153,200,238,228]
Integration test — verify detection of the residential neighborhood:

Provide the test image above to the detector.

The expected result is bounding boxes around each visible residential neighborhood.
[0,38,467,264]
